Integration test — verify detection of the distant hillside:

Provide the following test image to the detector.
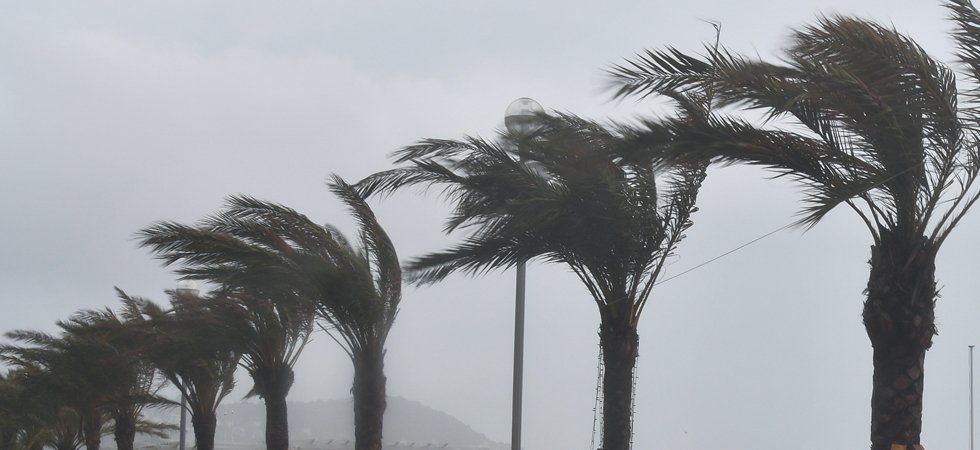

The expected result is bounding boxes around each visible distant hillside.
[136,396,507,450]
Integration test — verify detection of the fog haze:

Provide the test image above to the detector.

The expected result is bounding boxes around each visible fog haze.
[2,2,979,449]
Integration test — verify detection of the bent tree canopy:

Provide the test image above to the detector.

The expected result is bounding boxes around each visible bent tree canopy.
[357,112,707,450]
[609,7,980,449]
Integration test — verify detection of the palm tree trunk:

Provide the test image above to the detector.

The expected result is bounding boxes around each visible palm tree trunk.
[82,416,102,450]
[352,350,386,450]
[111,410,137,450]
[251,366,295,450]
[599,318,639,450]
[863,230,937,450]
[190,410,217,450]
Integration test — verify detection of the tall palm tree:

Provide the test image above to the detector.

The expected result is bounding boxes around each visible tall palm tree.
[608,13,980,450]
[137,177,402,450]
[357,112,707,450]
[114,290,239,450]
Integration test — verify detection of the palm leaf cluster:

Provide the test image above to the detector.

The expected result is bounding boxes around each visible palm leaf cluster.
[611,15,980,243]
[360,113,704,325]
[112,289,239,441]
[0,309,172,450]
[358,111,706,450]
[136,177,399,361]
[608,6,980,449]
[136,176,401,450]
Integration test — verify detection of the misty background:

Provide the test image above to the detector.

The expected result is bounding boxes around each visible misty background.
[2,1,979,449]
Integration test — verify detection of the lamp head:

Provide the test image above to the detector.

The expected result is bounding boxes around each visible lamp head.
[175,279,200,297]
[504,97,544,136]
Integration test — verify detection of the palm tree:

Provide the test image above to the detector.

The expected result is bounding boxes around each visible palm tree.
[0,371,55,450]
[608,13,980,450]
[136,177,402,450]
[0,370,25,450]
[114,290,239,450]
[56,307,173,450]
[1,310,173,450]
[40,406,86,450]
[207,290,313,450]
[1,330,113,450]
[357,112,706,450]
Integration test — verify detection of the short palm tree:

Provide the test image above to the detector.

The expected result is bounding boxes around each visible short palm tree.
[137,177,402,450]
[2,311,174,450]
[41,406,86,450]
[1,328,118,450]
[119,285,312,450]
[608,12,980,449]
[357,112,706,450]
[56,307,173,450]
[0,372,55,450]
[0,369,36,450]
[114,290,239,450]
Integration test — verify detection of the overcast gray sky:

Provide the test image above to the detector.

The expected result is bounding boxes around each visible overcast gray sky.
[2,1,979,449]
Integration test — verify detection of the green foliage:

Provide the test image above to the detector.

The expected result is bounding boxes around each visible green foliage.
[112,290,239,419]
[0,307,173,450]
[609,14,980,245]
[136,177,401,361]
[359,112,706,325]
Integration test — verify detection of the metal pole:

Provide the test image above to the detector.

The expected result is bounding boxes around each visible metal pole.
[511,262,526,450]
[971,344,975,450]
[179,389,187,450]
[504,97,540,450]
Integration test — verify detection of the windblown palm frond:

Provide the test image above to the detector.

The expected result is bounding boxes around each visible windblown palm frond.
[610,9,980,449]
[610,15,980,245]
[137,178,401,360]
[137,180,402,450]
[0,313,165,450]
[358,107,706,450]
[113,289,238,419]
[358,112,706,326]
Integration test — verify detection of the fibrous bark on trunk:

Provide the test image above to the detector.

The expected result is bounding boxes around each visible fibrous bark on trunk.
[352,351,386,450]
[111,410,137,450]
[599,318,639,450]
[190,409,217,450]
[82,416,102,450]
[251,365,295,450]
[863,230,937,450]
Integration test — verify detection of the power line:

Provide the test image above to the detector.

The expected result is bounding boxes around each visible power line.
[654,221,796,286]
[653,160,925,287]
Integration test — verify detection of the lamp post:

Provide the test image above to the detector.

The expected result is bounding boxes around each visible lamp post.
[503,97,543,450]
[174,280,200,450]
[971,344,975,450]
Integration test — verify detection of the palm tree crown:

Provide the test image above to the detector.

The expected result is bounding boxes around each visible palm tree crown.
[360,113,705,325]
[610,15,980,242]
[113,290,239,450]
[608,10,980,449]
[358,112,706,450]
[137,177,402,450]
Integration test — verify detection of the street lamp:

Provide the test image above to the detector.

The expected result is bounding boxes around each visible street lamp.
[174,280,199,450]
[503,97,543,450]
